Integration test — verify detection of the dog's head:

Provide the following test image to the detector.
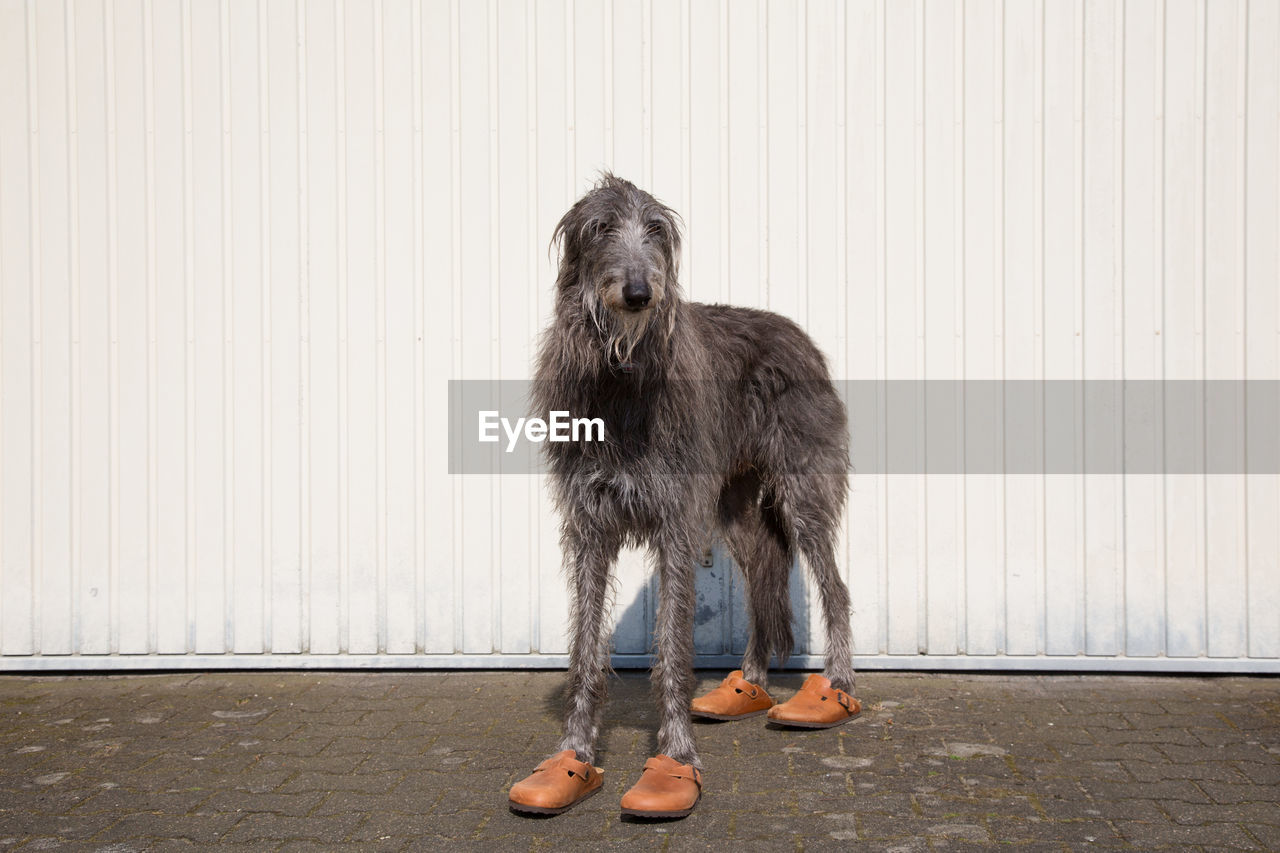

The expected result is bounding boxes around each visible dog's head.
[551,174,683,361]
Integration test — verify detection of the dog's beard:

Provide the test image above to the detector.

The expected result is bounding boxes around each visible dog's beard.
[607,305,654,364]
[582,284,656,364]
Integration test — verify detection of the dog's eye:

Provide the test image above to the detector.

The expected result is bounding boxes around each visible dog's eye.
[645,221,664,238]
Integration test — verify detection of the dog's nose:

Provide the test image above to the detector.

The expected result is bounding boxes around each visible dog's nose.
[623,276,652,309]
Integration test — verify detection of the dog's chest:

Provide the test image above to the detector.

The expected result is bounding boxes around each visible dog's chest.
[579,461,680,529]
[552,375,669,455]
[547,406,681,522]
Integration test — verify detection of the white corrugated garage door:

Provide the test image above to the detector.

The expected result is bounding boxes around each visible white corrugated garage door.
[1,0,1276,672]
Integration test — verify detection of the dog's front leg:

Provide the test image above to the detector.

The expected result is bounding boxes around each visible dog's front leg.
[556,529,621,764]
[508,527,619,815]
[650,534,700,769]
[615,531,705,818]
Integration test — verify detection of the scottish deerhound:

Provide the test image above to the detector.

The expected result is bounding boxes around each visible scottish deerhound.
[529,174,854,782]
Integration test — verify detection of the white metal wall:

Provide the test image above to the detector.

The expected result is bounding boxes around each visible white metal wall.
[1,0,1277,671]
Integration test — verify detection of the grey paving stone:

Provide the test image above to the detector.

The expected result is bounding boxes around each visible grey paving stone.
[1079,776,1213,804]
[218,812,366,844]
[1037,792,1167,823]
[196,790,328,818]
[1123,757,1249,783]
[1198,779,1279,804]
[1235,759,1280,785]
[1245,820,1280,849]
[1115,817,1261,848]
[88,812,246,844]
[987,815,1123,845]
[1160,800,1280,827]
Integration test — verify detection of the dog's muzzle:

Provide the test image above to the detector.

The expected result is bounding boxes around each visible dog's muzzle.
[622,273,652,309]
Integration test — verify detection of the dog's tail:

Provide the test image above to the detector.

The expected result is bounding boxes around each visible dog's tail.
[761,496,797,668]
[766,595,796,669]
[747,552,796,668]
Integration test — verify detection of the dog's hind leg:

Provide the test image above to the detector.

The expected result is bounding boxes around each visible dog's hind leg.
[782,474,856,694]
[556,526,623,764]
[719,474,794,687]
[797,526,856,693]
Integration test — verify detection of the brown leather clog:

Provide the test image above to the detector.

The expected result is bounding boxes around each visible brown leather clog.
[690,670,774,720]
[619,754,702,818]
[766,673,862,729]
[508,749,603,815]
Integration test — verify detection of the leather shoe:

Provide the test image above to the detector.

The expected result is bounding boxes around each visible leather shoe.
[508,750,603,815]
[690,670,774,720]
[619,754,702,818]
[766,673,862,729]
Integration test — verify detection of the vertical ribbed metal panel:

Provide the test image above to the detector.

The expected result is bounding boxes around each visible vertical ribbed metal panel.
[0,0,1277,670]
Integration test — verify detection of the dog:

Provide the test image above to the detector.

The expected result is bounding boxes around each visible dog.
[508,174,857,819]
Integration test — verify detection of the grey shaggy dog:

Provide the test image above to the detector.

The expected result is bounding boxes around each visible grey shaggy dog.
[532,174,855,770]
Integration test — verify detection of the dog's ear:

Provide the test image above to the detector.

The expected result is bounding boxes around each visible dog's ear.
[550,202,584,273]
[552,200,612,279]
[656,204,683,279]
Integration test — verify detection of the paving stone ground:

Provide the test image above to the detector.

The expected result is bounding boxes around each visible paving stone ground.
[0,670,1276,851]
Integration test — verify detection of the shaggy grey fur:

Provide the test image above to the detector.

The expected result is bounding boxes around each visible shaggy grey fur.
[531,174,854,770]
